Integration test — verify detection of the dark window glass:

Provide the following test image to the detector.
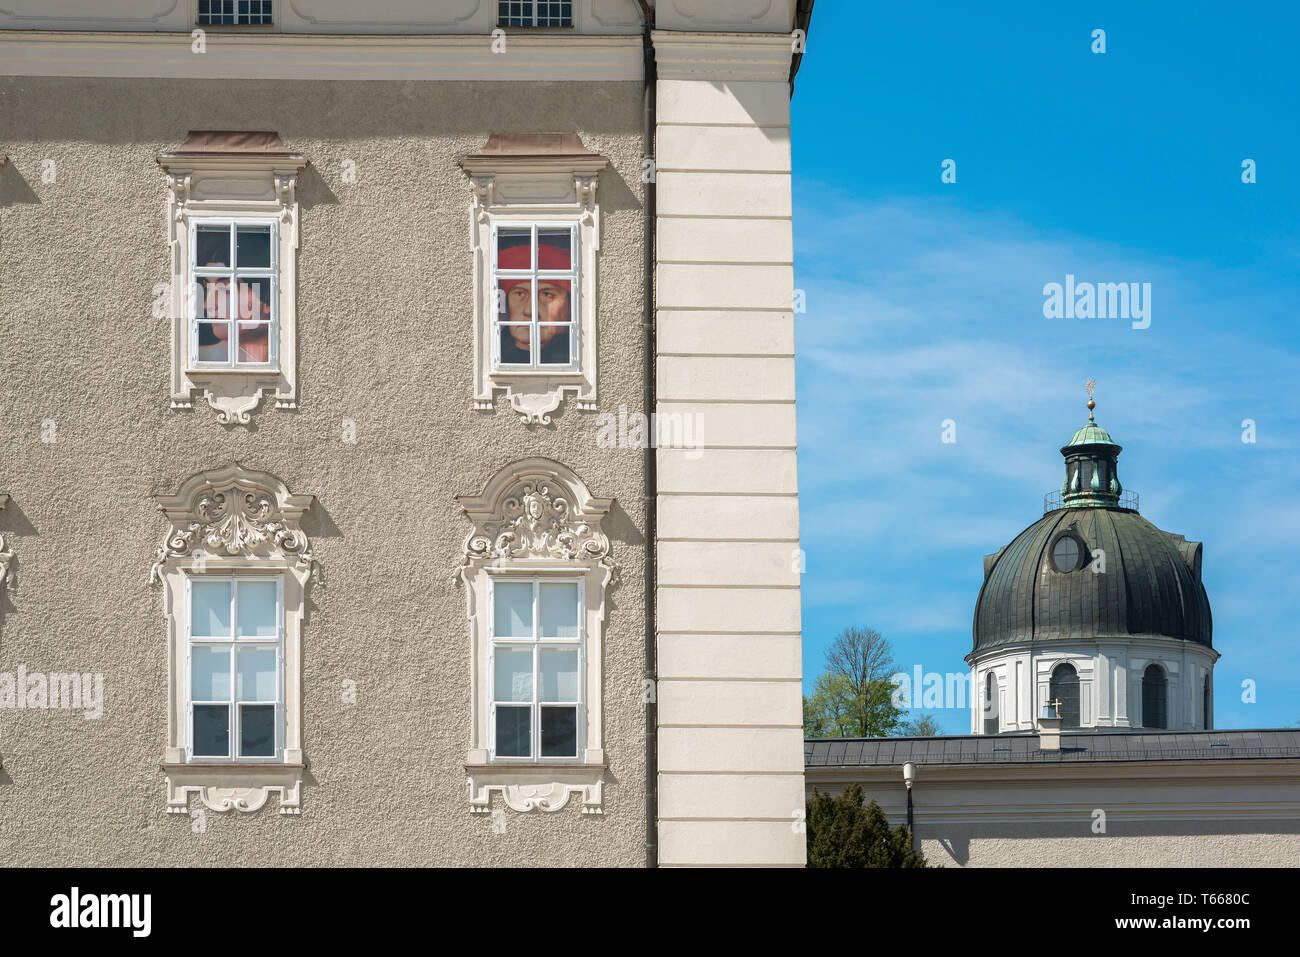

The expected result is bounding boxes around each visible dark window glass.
[199,0,272,25]
[540,706,577,757]
[1143,664,1168,729]
[1051,535,1080,572]
[239,704,276,757]
[1050,663,1080,729]
[496,705,531,757]
[498,0,573,27]
[983,672,998,734]
[1203,676,1211,730]
[193,704,230,757]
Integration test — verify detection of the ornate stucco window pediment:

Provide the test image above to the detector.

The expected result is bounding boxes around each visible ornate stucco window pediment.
[157,132,308,425]
[456,458,615,814]
[151,464,319,816]
[461,134,608,425]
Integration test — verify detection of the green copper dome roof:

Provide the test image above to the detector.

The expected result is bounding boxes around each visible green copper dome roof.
[972,389,1212,653]
[972,507,1212,651]
[1065,423,1117,447]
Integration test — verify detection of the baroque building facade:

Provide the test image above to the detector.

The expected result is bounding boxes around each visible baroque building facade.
[0,0,811,867]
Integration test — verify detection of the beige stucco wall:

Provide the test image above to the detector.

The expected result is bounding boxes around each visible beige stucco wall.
[0,76,648,865]
[920,825,1300,868]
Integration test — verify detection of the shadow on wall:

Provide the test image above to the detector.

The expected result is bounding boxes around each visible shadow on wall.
[0,160,39,206]
[923,817,1300,867]
[710,80,788,145]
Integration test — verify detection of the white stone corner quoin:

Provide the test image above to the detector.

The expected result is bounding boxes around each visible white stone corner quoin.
[455,457,616,814]
[0,492,14,592]
[156,131,308,426]
[460,134,609,426]
[150,463,319,816]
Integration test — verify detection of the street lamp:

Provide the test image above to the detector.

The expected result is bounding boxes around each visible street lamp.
[902,761,915,832]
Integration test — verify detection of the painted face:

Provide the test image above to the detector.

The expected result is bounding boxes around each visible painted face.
[506,279,571,350]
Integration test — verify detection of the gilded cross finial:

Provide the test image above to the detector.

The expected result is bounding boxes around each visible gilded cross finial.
[1085,379,1096,421]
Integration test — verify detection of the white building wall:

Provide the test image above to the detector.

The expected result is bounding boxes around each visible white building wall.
[652,27,806,866]
[969,640,1219,733]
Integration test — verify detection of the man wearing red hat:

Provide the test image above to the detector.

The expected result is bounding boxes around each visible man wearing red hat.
[496,240,573,365]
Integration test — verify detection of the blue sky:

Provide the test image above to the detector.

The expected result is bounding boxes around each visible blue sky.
[790,1,1300,732]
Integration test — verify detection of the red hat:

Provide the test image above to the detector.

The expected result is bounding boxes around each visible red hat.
[498,243,571,296]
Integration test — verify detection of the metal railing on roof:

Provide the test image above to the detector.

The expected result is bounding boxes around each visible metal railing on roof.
[1043,489,1139,514]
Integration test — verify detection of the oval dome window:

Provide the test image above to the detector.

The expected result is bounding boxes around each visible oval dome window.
[1051,534,1082,573]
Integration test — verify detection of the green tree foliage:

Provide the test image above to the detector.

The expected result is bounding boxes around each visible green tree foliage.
[803,626,904,737]
[806,783,929,868]
[901,713,942,736]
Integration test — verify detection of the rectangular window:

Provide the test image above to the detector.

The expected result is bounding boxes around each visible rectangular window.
[492,223,578,370]
[498,1,573,28]
[187,577,283,761]
[198,0,273,25]
[190,220,277,369]
[489,578,583,761]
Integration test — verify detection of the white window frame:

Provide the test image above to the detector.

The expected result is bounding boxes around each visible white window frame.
[152,464,317,815]
[498,0,574,28]
[462,138,607,425]
[183,574,285,764]
[490,221,581,374]
[196,0,275,26]
[158,136,306,425]
[487,575,586,763]
[187,218,280,373]
[457,458,615,814]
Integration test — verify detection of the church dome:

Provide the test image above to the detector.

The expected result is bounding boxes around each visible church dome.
[972,396,1213,652]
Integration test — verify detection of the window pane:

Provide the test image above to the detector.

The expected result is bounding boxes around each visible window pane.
[494,647,533,702]
[191,645,231,701]
[236,277,272,320]
[191,581,232,636]
[197,277,230,319]
[541,706,577,757]
[237,581,278,637]
[236,322,271,363]
[498,274,531,314]
[193,704,230,757]
[239,704,276,757]
[499,320,532,364]
[535,323,571,365]
[236,225,271,268]
[236,646,277,701]
[496,227,532,270]
[195,322,230,362]
[495,705,531,757]
[493,582,533,637]
[540,648,578,702]
[539,582,579,637]
[195,224,230,267]
[536,276,571,322]
[536,227,572,267]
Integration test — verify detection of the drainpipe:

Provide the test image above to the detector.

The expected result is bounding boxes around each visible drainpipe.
[635,0,657,870]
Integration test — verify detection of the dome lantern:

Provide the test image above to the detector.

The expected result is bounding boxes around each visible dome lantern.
[1059,379,1124,509]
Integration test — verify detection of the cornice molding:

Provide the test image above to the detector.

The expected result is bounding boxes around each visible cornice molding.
[651,30,794,82]
[0,31,644,81]
[806,758,1300,787]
